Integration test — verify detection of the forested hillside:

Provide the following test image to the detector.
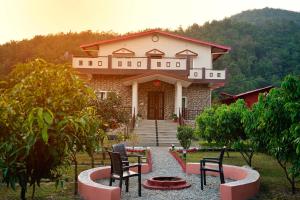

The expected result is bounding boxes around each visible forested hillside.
[0,8,299,96]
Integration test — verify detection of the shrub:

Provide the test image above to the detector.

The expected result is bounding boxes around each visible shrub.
[176,126,194,149]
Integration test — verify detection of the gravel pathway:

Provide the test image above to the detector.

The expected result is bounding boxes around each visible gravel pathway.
[97,147,224,200]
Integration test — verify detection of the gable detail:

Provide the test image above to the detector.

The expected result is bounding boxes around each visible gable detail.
[176,49,198,57]
[112,48,135,56]
[145,48,165,56]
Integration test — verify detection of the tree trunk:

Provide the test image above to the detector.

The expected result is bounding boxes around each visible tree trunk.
[31,183,35,199]
[74,156,78,195]
[91,152,95,168]
[20,186,26,200]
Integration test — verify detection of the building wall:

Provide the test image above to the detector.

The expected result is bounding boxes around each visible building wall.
[89,76,211,120]
[182,83,211,111]
[98,34,213,69]
[90,75,132,107]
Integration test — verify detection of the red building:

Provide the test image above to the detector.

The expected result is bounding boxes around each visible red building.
[221,86,273,107]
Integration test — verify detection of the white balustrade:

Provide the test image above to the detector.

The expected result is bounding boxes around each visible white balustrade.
[72,57,108,69]
[205,69,226,79]
[151,58,186,70]
[112,57,147,69]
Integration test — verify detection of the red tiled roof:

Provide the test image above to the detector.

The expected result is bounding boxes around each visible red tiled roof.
[80,29,231,51]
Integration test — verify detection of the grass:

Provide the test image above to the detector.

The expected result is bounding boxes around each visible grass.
[183,151,300,200]
[0,151,147,200]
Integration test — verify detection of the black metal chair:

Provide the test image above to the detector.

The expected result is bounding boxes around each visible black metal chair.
[112,143,144,166]
[200,146,226,190]
[108,151,142,196]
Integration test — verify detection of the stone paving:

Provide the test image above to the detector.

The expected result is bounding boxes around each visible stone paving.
[97,147,225,200]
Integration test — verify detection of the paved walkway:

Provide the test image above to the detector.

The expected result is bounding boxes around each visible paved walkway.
[97,147,222,200]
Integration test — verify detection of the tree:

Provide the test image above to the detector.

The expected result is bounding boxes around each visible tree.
[196,100,255,166]
[177,126,194,150]
[0,59,100,199]
[244,75,300,194]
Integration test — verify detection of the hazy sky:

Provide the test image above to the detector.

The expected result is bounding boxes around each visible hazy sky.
[0,0,299,44]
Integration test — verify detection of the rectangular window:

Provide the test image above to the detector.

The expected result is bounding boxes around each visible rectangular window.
[79,60,83,66]
[182,97,187,109]
[127,61,132,67]
[217,73,221,77]
[96,91,108,100]
[88,61,93,66]
[176,62,180,67]
[209,73,213,77]
[166,62,171,67]
[137,61,141,67]
[98,61,102,66]
[118,61,122,67]
[157,62,161,67]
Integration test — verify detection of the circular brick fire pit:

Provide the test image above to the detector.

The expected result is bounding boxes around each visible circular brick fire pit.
[142,176,191,190]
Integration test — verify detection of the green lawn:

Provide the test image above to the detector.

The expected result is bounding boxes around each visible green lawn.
[185,151,300,200]
[0,151,147,200]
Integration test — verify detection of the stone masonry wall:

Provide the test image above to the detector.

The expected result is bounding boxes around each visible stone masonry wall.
[88,75,211,120]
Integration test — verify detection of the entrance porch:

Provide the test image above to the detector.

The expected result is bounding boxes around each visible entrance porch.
[122,72,191,120]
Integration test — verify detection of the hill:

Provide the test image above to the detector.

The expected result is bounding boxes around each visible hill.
[0,8,300,97]
[231,7,300,26]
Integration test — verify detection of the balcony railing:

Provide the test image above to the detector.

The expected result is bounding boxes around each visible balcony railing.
[188,68,226,80]
[72,56,226,81]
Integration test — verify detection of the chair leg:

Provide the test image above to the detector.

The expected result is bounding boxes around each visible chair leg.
[119,179,123,191]
[125,178,129,192]
[200,161,203,190]
[109,177,113,186]
[220,170,225,184]
[203,170,206,185]
[138,174,141,197]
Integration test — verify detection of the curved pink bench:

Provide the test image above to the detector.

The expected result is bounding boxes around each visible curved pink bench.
[78,153,152,200]
[186,163,260,200]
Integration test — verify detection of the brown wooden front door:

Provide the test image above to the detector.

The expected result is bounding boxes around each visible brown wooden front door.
[148,92,164,120]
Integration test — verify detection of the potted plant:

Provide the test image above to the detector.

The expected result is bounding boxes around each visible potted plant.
[171,113,178,122]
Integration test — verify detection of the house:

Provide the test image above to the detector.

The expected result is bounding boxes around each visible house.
[221,85,273,107]
[72,29,230,121]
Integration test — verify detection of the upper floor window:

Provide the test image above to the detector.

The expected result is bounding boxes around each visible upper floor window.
[88,61,93,66]
[157,62,161,67]
[217,73,221,77]
[137,61,141,67]
[166,62,171,67]
[176,62,180,67]
[79,60,83,66]
[209,73,213,77]
[118,61,122,67]
[127,61,132,67]
[98,61,102,66]
[96,91,111,100]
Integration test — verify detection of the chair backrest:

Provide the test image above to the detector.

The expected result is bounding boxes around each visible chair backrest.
[108,151,124,176]
[219,146,226,165]
[112,143,128,161]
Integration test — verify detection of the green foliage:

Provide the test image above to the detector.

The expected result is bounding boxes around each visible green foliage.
[0,59,100,198]
[243,75,300,193]
[176,126,194,149]
[196,100,256,166]
[196,99,247,146]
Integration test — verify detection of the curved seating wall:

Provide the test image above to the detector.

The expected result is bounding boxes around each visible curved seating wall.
[186,163,260,200]
[78,155,152,200]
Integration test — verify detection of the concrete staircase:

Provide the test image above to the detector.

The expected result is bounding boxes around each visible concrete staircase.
[134,120,179,147]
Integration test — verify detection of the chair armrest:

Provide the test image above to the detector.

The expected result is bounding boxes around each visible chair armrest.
[127,154,142,158]
[124,164,141,170]
[201,159,220,164]
[203,157,219,160]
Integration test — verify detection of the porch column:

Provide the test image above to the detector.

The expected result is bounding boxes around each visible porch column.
[132,81,138,117]
[175,81,182,116]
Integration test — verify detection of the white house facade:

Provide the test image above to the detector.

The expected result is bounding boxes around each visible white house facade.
[72,30,230,121]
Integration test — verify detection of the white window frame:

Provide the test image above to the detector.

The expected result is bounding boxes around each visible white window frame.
[96,90,110,100]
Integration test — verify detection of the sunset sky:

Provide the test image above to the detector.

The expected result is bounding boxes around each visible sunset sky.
[0,0,299,44]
